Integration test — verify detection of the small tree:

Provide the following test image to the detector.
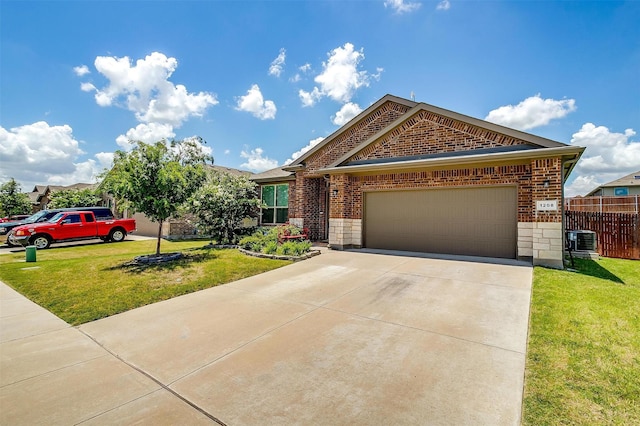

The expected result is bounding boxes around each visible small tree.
[189,171,261,244]
[0,178,31,217]
[100,138,211,255]
[48,188,102,208]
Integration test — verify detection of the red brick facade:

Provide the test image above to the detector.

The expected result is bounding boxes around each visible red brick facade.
[285,94,582,266]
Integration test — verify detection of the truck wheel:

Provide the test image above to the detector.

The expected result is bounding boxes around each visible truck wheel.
[109,228,126,242]
[31,235,51,249]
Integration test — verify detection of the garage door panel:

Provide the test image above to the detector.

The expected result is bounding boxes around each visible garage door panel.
[364,187,517,259]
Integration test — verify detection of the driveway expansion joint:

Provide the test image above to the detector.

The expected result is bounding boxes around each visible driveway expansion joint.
[77,328,228,426]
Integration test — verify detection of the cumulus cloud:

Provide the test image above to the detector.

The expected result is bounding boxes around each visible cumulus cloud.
[73,65,90,76]
[240,148,279,172]
[0,122,111,189]
[564,123,639,196]
[436,0,450,11]
[384,0,421,14]
[332,102,363,126]
[115,123,176,150]
[485,94,576,131]
[284,137,325,165]
[83,52,218,127]
[77,52,219,155]
[269,48,286,77]
[298,43,372,107]
[235,84,277,120]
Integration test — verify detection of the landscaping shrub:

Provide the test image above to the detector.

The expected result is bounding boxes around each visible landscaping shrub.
[239,225,312,256]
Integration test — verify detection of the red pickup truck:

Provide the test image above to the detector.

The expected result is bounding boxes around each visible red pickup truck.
[12,211,136,249]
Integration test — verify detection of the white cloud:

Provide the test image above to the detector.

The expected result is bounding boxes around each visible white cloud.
[73,65,90,76]
[332,102,363,126]
[269,48,286,77]
[0,122,109,189]
[298,43,372,107]
[240,148,279,172]
[485,94,576,131]
[224,149,230,155]
[85,52,218,126]
[284,137,325,165]
[235,84,277,120]
[80,82,96,92]
[299,63,311,73]
[564,123,639,196]
[436,0,450,11]
[384,0,421,14]
[115,123,176,150]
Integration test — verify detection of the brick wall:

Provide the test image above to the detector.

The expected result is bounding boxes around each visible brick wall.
[349,110,533,162]
[303,101,411,176]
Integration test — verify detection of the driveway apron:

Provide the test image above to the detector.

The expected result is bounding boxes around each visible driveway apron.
[1,249,532,425]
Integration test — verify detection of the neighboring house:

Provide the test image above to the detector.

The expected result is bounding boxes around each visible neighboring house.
[27,183,110,212]
[263,94,583,268]
[586,170,640,196]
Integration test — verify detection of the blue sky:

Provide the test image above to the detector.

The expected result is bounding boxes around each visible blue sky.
[1,0,639,196]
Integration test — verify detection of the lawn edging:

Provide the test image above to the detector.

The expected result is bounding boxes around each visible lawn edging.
[239,247,321,262]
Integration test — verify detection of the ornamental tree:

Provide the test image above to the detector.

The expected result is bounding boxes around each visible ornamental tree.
[189,171,261,244]
[0,178,31,217]
[100,138,211,255]
[48,188,102,208]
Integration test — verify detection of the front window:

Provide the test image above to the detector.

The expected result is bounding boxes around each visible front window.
[261,184,288,224]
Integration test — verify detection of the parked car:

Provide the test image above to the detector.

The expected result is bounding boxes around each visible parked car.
[1,207,114,246]
[11,210,136,249]
[0,214,30,223]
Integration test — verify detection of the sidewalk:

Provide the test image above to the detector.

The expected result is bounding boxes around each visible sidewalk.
[0,282,213,425]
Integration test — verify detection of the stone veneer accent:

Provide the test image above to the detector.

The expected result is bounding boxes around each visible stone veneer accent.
[328,218,362,249]
[531,222,564,269]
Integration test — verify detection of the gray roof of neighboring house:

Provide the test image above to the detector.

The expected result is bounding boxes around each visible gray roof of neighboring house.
[587,170,640,195]
[249,167,295,183]
[208,164,253,177]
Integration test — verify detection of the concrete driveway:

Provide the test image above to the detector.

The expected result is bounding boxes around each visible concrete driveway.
[1,249,532,425]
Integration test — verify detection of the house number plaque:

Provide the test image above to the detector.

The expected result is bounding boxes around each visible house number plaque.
[536,200,558,211]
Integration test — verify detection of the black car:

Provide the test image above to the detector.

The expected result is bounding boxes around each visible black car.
[1,207,114,246]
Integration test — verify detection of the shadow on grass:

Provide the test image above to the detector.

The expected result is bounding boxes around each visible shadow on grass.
[107,249,218,274]
[569,258,625,284]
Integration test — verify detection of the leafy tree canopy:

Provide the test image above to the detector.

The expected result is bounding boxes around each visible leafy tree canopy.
[48,188,102,209]
[100,138,211,255]
[189,171,261,244]
[0,178,31,217]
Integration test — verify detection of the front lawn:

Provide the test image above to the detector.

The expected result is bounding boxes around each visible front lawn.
[524,257,640,424]
[0,239,291,325]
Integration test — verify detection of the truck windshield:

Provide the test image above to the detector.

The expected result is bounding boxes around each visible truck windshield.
[47,213,65,223]
[23,211,49,224]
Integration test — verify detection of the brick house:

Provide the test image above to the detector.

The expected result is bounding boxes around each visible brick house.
[255,94,584,268]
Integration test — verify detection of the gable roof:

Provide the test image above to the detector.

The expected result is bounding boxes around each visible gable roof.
[586,170,640,195]
[285,94,417,168]
[284,93,584,180]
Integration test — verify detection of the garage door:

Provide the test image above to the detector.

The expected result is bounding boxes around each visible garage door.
[364,186,517,259]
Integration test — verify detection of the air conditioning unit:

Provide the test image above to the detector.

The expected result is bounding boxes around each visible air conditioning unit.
[566,230,597,251]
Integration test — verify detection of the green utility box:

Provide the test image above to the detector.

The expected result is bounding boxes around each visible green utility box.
[25,245,36,262]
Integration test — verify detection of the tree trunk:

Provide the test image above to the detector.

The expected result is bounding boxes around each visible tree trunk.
[156,220,163,255]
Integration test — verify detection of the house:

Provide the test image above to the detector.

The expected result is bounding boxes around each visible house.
[586,170,640,196]
[255,94,584,269]
[28,183,107,212]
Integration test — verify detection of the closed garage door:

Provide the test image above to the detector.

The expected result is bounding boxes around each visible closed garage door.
[364,186,517,259]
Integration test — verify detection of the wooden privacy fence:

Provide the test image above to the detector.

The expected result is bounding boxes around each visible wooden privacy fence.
[565,211,640,260]
[565,195,639,213]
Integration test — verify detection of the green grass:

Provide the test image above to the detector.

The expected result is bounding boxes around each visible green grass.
[524,257,640,425]
[0,239,291,325]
